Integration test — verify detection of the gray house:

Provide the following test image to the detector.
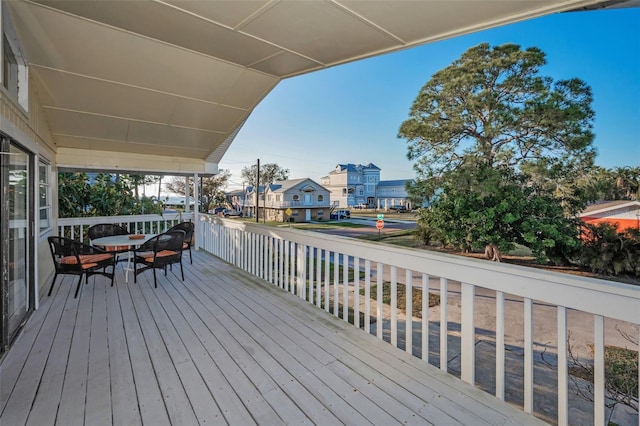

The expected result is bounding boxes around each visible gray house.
[376,179,415,209]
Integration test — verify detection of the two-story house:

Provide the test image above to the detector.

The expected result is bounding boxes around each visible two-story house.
[320,163,380,208]
[245,179,331,222]
[376,179,415,210]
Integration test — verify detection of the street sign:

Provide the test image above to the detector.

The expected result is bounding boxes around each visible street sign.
[377,214,384,219]
[285,208,292,215]
[376,220,384,230]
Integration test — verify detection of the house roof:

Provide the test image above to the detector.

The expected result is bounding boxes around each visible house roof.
[579,200,640,217]
[330,163,381,174]
[269,178,326,193]
[6,1,630,175]
[377,179,415,187]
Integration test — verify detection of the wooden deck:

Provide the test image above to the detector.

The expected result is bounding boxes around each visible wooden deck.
[1,250,544,425]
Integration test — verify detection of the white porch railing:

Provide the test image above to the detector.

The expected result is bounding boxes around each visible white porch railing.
[199,215,640,425]
[57,212,193,244]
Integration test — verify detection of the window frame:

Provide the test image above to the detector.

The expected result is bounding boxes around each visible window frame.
[38,158,51,235]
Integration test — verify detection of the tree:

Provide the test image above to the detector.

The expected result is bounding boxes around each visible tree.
[574,166,640,203]
[612,166,639,200]
[166,170,231,213]
[416,163,580,262]
[399,43,595,261]
[58,172,162,218]
[241,163,290,187]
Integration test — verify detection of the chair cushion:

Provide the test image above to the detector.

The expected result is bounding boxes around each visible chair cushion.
[182,242,189,249]
[61,253,113,265]
[143,250,178,263]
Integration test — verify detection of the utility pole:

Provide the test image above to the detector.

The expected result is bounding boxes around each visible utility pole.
[255,158,260,223]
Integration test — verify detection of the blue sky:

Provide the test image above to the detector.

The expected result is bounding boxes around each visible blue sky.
[219,8,640,189]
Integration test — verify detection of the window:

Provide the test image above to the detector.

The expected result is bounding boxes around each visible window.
[2,8,29,111]
[38,159,51,234]
[275,195,281,202]
[292,194,299,201]
[317,209,323,216]
[317,195,323,202]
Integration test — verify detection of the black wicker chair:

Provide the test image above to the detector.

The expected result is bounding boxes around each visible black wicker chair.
[88,223,131,262]
[47,236,116,298]
[133,230,185,288]
[167,221,194,264]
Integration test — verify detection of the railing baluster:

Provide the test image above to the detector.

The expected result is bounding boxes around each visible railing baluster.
[377,263,383,340]
[496,291,505,400]
[278,238,284,288]
[365,260,371,334]
[289,241,296,294]
[461,282,475,385]
[283,238,289,291]
[354,257,360,329]
[557,306,568,426]
[391,266,397,347]
[440,277,448,372]
[405,269,412,355]
[324,251,330,312]
[308,247,314,304]
[298,244,306,299]
[421,274,429,362]
[524,297,533,414]
[333,253,340,317]
[594,315,605,425]
[343,255,349,322]
[267,235,271,282]
[316,248,322,308]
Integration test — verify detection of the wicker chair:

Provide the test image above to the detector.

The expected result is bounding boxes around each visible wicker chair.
[167,221,194,264]
[47,236,116,298]
[133,230,185,288]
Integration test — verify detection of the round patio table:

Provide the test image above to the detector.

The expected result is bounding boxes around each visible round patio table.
[91,234,155,283]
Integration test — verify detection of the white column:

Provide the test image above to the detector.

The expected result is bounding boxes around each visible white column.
[193,173,199,251]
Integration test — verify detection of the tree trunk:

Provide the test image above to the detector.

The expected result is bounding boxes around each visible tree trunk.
[484,243,503,262]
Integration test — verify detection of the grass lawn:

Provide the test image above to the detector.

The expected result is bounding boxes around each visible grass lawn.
[361,282,441,317]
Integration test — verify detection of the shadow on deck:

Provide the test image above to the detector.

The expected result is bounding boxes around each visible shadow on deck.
[1,250,543,425]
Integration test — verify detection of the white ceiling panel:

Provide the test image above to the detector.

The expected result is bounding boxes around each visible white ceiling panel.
[241,1,400,64]
[170,99,246,133]
[46,109,130,142]
[33,67,178,124]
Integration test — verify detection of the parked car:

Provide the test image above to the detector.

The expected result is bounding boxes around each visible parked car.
[330,209,351,220]
[223,208,242,217]
[208,206,226,215]
[390,205,409,213]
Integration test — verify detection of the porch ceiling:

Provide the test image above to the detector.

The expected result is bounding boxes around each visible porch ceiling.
[6,0,632,174]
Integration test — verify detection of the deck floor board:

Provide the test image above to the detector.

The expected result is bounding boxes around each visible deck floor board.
[1,250,545,426]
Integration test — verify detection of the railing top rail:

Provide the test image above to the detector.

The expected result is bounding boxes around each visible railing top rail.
[203,216,640,324]
[58,212,192,225]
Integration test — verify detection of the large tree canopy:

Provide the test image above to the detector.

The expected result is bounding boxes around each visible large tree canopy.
[399,43,595,203]
[241,163,290,187]
[400,43,596,262]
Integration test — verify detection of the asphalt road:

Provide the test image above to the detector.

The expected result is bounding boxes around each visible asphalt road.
[313,216,417,238]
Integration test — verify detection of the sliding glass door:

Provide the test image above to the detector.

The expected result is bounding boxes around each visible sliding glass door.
[1,136,33,352]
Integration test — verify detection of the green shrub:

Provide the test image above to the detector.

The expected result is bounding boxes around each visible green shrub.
[579,223,640,277]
